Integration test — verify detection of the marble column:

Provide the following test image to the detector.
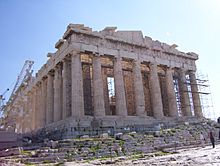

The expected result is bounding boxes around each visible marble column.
[92,55,105,116]
[22,97,27,133]
[179,69,192,116]
[54,64,63,121]
[133,60,146,116]
[113,56,127,116]
[40,78,47,128]
[31,89,36,130]
[46,72,54,124]
[62,58,72,119]
[165,68,178,117]
[35,83,41,129]
[189,71,203,117]
[26,93,32,132]
[149,63,164,119]
[102,68,111,115]
[71,51,84,117]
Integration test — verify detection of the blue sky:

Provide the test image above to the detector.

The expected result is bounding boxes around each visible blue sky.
[0,0,219,119]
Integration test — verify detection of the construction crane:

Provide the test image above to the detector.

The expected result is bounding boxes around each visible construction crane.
[0,88,9,114]
[8,60,34,101]
[0,60,34,114]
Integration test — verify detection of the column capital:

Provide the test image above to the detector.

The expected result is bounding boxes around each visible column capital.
[42,75,48,80]
[62,55,71,62]
[113,56,122,62]
[166,67,175,74]
[36,81,42,87]
[93,52,100,57]
[93,51,104,57]
[178,68,188,74]
[55,62,62,69]
[149,62,157,66]
[70,50,81,56]
[133,59,142,64]
[48,69,55,76]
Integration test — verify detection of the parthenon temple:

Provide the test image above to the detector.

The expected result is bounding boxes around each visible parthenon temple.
[4,24,203,135]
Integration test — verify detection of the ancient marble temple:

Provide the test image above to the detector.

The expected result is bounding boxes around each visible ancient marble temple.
[5,24,203,134]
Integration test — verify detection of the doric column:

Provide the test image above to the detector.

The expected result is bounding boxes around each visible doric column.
[39,78,47,128]
[46,71,54,124]
[54,64,63,121]
[22,97,28,133]
[26,93,32,132]
[113,56,127,116]
[189,71,203,117]
[149,63,164,119]
[35,83,41,129]
[71,51,84,117]
[165,68,178,117]
[92,54,105,116]
[102,68,111,115]
[133,60,146,116]
[62,58,72,119]
[31,88,36,130]
[179,69,192,116]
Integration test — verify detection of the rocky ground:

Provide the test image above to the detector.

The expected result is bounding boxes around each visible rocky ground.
[0,119,220,165]
[1,143,220,166]
[65,143,220,166]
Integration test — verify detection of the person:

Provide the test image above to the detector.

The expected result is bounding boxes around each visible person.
[209,130,215,148]
[199,132,205,148]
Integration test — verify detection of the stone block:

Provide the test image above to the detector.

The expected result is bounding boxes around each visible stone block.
[0,147,21,157]
[81,135,90,139]
[100,133,109,138]
[114,133,123,140]
[50,140,59,149]
[0,131,18,142]
[122,134,134,141]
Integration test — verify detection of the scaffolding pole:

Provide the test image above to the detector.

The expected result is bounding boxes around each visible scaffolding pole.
[173,71,214,120]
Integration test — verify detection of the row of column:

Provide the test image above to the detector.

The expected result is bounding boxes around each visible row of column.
[29,52,202,130]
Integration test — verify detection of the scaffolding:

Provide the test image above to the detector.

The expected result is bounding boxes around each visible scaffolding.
[196,72,215,120]
[173,78,182,117]
[174,71,214,120]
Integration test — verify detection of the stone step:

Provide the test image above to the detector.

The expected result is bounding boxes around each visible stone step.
[22,153,66,163]
[22,145,40,151]
[58,139,74,144]
[0,147,22,157]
